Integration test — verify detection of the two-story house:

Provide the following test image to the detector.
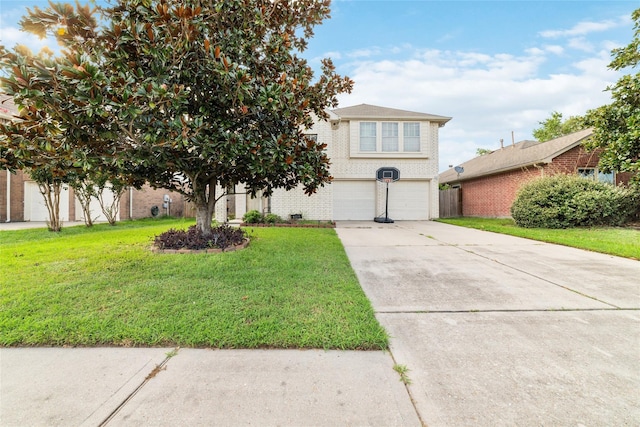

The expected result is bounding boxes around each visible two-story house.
[223,104,451,222]
[1,99,451,223]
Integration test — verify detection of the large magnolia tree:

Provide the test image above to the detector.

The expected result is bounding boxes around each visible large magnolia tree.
[1,0,353,234]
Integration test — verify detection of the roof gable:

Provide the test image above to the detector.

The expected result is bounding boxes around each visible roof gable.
[439,128,594,183]
[332,103,451,124]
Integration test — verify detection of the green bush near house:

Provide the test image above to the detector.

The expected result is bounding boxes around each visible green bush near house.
[264,213,283,224]
[511,175,639,228]
[242,209,263,224]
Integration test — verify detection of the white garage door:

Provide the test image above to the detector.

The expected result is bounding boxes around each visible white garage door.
[388,180,430,220]
[333,181,376,220]
[24,182,70,222]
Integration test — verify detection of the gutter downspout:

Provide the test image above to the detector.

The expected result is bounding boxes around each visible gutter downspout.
[533,163,544,177]
[5,170,10,222]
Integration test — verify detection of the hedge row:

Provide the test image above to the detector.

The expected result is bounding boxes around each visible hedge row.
[511,175,639,228]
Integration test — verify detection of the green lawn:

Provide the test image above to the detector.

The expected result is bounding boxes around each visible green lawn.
[0,218,388,349]
[437,217,640,260]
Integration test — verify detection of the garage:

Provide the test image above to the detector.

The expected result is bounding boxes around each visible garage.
[75,187,119,223]
[333,180,376,220]
[24,181,70,222]
[387,180,430,220]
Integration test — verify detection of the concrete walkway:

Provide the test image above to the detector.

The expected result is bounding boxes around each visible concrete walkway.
[336,221,640,426]
[1,221,638,426]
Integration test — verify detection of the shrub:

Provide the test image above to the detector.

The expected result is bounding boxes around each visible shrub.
[511,174,639,228]
[154,225,247,250]
[264,213,283,224]
[243,210,263,224]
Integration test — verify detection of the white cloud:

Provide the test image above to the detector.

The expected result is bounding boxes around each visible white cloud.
[567,37,595,52]
[539,17,625,38]
[544,45,564,55]
[0,25,61,56]
[347,48,382,58]
[321,51,343,60]
[335,47,621,172]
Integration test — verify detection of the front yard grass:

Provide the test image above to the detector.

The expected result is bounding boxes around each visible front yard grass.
[437,217,640,260]
[0,218,388,349]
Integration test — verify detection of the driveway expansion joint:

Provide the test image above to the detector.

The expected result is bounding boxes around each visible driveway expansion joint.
[98,347,180,426]
[430,237,622,309]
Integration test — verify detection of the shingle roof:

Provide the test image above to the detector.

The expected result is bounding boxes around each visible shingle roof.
[0,94,19,121]
[332,103,452,125]
[439,128,594,183]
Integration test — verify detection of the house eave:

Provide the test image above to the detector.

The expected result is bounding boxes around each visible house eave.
[440,161,550,184]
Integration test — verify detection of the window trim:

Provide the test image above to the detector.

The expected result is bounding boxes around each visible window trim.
[577,167,615,184]
[356,121,424,156]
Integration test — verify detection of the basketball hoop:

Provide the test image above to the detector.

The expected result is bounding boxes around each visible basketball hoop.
[374,167,400,223]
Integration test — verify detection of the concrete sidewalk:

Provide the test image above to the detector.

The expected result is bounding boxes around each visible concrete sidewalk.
[1,348,418,426]
[1,220,638,426]
[337,221,640,426]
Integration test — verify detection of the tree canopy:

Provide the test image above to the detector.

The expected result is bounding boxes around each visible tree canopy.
[532,111,585,142]
[1,0,353,233]
[584,8,640,184]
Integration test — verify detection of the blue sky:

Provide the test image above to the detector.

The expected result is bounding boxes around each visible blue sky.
[1,0,637,171]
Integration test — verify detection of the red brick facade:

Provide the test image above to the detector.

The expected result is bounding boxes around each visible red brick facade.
[459,145,633,217]
[0,169,189,222]
[120,186,188,220]
[0,170,26,222]
[461,167,542,217]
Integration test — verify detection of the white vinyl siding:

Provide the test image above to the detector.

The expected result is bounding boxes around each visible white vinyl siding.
[381,122,399,152]
[403,123,420,152]
[359,122,377,151]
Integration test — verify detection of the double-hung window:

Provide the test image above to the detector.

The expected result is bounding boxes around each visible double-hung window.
[403,123,420,151]
[359,122,377,151]
[358,121,422,153]
[381,122,399,152]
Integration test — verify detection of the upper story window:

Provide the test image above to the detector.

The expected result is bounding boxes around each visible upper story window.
[403,123,420,152]
[359,121,421,153]
[381,122,399,151]
[359,122,377,151]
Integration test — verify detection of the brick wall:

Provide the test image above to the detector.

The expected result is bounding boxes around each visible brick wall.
[547,145,600,173]
[459,145,632,218]
[462,167,542,217]
[122,185,186,219]
[0,170,26,222]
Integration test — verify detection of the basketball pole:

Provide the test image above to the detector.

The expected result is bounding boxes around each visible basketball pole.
[384,179,390,222]
[374,178,394,223]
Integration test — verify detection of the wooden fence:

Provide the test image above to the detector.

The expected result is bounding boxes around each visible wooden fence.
[439,188,462,218]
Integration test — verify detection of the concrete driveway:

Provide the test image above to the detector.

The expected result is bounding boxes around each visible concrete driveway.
[336,221,640,426]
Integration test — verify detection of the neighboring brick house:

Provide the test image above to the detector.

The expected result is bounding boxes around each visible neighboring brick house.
[438,129,633,218]
[222,104,451,222]
[2,97,451,223]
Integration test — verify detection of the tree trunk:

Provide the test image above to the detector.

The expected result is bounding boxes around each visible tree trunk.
[38,181,62,232]
[73,182,95,227]
[193,177,218,235]
[98,185,124,226]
